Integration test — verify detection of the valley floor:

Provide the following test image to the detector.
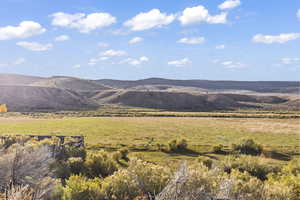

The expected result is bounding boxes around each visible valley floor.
[0,113,299,164]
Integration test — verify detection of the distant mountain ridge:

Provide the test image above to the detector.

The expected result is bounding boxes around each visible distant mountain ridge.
[96,78,300,93]
[0,74,299,112]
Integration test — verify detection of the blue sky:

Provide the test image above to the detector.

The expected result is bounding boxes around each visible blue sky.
[0,0,299,81]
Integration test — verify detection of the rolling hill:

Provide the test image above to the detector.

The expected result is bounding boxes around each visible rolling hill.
[96,78,300,93]
[0,85,98,112]
[0,74,299,112]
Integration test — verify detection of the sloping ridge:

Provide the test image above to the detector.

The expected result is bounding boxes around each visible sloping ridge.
[31,77,111,92]
[96,78,300,93]
[0,85,99,112]
[102,91,242,111]
[0,74,45,86]
[101,91,291,111]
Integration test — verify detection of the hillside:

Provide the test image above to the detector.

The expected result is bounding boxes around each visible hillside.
[0,74,299,112]
[31,77,111,92]
[0,85,98,111]
[0,74,45,86]
[96,78,300,93]
[96,90,294,111]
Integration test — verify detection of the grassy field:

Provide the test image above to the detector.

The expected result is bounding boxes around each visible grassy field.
[0,115,299,164]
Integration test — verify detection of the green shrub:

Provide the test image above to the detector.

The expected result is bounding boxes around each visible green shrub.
[177,138,188,150]
[62,175,103,200]
[67,157,85,175]
[84,151,118,178]
[101,159,170,199]
[220,155,280,180]
[118,148,129,161]
[281,158,300,176]
[227,169,265,200]
[168,139,178,152]
[212,144,224,154]
[65,147,86,160]
[101,169,140,200]
[264,159,300,199]
[266,173,300,200]
[167,138,188,152]
[52,161,71,180]
[197,157,214,169]
[232,139,263,155]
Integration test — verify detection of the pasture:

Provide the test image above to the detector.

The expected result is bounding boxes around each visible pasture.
[0,115,299,164]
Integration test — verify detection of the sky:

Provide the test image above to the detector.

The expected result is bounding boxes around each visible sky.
[0,0,299,81]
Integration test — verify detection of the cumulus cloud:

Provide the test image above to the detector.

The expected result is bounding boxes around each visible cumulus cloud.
[73,64,81,69]
[216,44,225,49]
[139,56,149,62]
[54,35,70,41]
[179,5,227,26]
[100,49,127,57]
[17,41,53,51]
[281,57,300,65]
[88,58,98,66]
[98,42,110,47]
[297,9,300,20]
[218,0,241,10]
[0,21,46,40]
[120,56,149,66]
[88,56,111,66]
[124,9,175,31]
[168,58,191,67]
[221,61,245,68]
[129,37,144,44]
[177,37,205,44]
[252,33,300,44]
[50,12,116,33]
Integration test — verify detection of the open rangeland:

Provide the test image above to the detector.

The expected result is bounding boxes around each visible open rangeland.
[1,115,299,164]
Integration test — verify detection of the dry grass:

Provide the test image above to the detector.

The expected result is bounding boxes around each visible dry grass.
[0,117,298,149]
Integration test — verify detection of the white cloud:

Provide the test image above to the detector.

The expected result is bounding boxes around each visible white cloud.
[177,37,205,44]
[88,58,98,66]
[297,9,300,20]
[17,41,53,51]
[98,42,109,47]
[0,21,46,40]
[216,44,225,49]
[168,58,191,67]
[55,35,70,41]
[120,56,150,66]
[50,12,116,33]
[13,58,26,65]
[219,0,241,10]
[252,33,300,44]
[221,61,245,68]
[139,56,149,62]
[179,5,227,26]
[99,57,110,61]
[124,9,175,31]
[129,37,144,44]
[100,49,127,57]
[281,57,300,65]
[73,64,81,68]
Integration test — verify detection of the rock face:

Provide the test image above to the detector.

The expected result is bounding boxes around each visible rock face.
[0,85,98,111]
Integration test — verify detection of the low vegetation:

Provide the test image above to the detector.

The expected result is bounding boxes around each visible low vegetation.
[0,136,299,200]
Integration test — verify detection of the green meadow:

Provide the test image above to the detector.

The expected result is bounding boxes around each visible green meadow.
[0,115,299,164]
